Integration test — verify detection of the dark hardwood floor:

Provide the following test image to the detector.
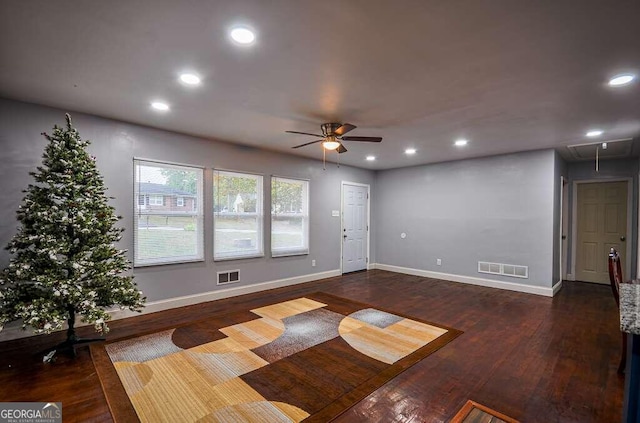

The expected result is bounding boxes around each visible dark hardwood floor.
[0,270,624,422]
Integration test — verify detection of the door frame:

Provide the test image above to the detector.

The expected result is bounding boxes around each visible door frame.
[340,181,371,274]
[570,178,632,281]
[560,176,568,283]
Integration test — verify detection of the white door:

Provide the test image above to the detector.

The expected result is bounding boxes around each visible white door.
[342,183,369,273]
[575,181,628,284]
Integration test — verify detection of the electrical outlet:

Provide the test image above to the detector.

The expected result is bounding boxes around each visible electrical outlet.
[436,258,442,266]
[312,260,316,267]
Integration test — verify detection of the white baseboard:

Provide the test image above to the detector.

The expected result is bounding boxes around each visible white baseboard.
[372,263,556,297]
[110,269,341,320]
[552,280,563,295]
[567,273,575,281]
[0,269,341,342]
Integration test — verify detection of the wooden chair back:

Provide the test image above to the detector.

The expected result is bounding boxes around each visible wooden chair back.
[608,248,623,307]
[608,247,627,374]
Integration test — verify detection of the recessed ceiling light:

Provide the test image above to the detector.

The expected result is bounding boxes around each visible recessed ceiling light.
[608,74,635,86]
[586,130,603,137]
[230,27,256,45]
[405,148,416,155]
[151,101,170,111]
[179,73,201,85]
[454,139,468,147]
[366,156,376,161]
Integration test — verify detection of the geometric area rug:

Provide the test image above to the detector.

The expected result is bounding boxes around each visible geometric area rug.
[91,292,462,422]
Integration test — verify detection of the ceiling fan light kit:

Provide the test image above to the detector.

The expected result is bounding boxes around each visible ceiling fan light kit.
[286,122,382,155]
[322,137,341,150]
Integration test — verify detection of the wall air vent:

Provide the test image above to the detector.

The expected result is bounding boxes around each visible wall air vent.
[217,270,240,285]
[478,261,528,279]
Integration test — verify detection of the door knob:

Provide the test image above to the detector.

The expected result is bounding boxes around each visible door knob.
[621,236,626,241]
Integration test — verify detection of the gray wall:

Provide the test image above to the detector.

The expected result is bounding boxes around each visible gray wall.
[552,152,568,284]
[373,150,557,288]
[0,98,376,303]
[6,96,627,311]
[566,158,639,279]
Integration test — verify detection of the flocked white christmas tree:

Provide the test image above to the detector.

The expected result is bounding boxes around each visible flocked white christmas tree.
[0,114,145,354]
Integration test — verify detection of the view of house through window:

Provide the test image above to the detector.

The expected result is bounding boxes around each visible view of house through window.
[134,160,204,266]
[271,176,309,257]
[213,170,263,260]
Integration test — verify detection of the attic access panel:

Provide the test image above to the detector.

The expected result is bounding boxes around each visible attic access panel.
[566,138,633,161]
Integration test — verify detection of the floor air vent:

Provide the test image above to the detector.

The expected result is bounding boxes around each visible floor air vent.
[478,261,528,279]
[217,270,240,285]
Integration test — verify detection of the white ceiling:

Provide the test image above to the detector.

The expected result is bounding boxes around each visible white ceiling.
[1,0,639,170]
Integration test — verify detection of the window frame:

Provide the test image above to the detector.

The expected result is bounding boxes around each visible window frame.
[213,169,264,261]
[148,194,164,206]
[133,158,204,267]
[270,176,310,258]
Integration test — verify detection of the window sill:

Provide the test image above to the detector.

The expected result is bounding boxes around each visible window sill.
[271,251,309,258]
[134,257,205,268]
[213,254,265,262]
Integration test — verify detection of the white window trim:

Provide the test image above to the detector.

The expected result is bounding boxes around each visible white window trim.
[148,194,164,206]
[213,169,264,261]
[271,176,310,257]
[177,197,185,207]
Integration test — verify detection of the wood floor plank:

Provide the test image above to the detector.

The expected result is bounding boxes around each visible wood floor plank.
[0,271,624,422]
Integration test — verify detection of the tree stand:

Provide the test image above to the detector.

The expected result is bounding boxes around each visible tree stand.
[42,305,105,362]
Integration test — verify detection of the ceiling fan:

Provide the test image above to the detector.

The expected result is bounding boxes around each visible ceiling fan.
[286,123,382,154]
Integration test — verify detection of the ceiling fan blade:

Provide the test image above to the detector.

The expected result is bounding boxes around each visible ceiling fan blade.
[341,136,382,142]
[292,139,323,149]
[334,123,357,136]
[286,130,324,137]
[337,143,348,154]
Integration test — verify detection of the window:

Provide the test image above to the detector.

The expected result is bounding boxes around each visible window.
[214,170,263,260]
[176,197,185,207]
[271,176,309,257]
[134,160,204,266]
[149,194,164,206]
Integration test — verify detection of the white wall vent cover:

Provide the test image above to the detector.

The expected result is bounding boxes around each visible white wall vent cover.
[217,270,240,285]
[478,261,528,279]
